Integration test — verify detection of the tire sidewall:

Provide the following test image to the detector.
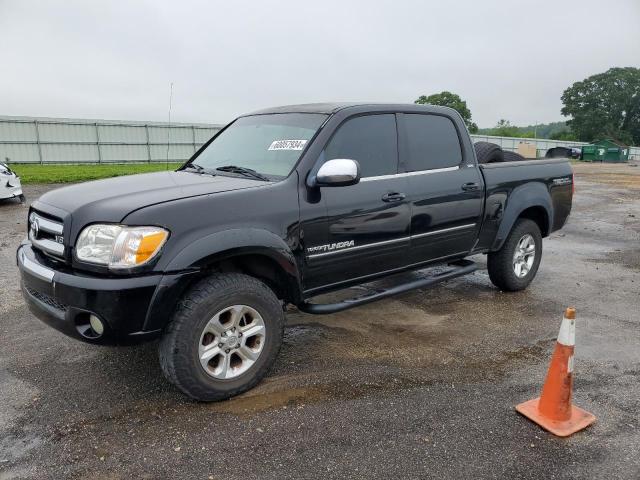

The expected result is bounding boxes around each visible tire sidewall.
[503,151,526,162]
[504,220,543,289]
[176,278,283,396]
[474,142,504,164]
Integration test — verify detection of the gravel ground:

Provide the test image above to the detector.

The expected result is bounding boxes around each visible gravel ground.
[1,163,639,479]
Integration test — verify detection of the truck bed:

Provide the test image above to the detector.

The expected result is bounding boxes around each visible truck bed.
[474,157,573,253]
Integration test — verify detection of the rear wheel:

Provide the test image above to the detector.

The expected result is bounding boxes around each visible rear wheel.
[487,219,542,291]
[474,141,504,164]
[159,273,284,401]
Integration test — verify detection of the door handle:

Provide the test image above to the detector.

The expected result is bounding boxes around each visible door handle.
[381,192,406,202]
[461,182,480,191]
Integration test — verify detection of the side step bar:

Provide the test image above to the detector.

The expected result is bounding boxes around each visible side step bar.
[297,260,477,315]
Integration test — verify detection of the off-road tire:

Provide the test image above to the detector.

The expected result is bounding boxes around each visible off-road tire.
[487,219,542,292]
[159,273,284,401]
[474,141,504,164]
[502,150,526,162]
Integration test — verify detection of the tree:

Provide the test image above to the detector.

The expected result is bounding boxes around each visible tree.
[415,91,478,133]
[561,67,640,145]
[491,119,520,137]
[477,121,574,140]
[550,130,578,141]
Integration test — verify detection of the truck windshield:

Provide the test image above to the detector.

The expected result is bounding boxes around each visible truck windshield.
[188,113,327,179]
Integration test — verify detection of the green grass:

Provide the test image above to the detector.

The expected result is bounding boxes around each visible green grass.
[11,162,183,184]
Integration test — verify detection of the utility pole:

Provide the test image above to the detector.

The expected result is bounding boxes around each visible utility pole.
[166,82,174,170]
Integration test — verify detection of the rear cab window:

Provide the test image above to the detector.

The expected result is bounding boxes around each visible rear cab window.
[401,114,463,172]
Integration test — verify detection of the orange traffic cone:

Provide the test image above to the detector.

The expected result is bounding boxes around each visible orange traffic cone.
[516,307,596,437]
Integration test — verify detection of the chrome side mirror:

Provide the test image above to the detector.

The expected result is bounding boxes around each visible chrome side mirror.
[315,159,360,187]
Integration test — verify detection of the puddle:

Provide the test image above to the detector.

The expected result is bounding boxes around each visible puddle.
[210,385,330,415]
[0,371,42,469]
[0,433,42,464]
[209,374,426,416]
[287,301,459,368]
[588,249,640,271]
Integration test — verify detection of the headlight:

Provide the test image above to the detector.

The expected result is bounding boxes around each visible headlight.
[75,224,168,268]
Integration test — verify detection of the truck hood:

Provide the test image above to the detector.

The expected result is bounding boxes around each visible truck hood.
[35,171,269,223]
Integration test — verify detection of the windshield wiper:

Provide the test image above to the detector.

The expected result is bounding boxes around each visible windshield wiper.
[215,165,270,182]
[183,163,216,176]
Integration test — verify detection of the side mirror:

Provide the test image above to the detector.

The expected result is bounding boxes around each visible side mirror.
[315,159,361,187]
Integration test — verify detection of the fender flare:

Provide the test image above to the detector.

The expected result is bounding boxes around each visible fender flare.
[143,228,303,332]
[491,182,553,251]
[168,227,303,303]
[166,227,299,276]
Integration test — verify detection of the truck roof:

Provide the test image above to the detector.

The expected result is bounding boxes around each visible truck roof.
[247,102,457,116]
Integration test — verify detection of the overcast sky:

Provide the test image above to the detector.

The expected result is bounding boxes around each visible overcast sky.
[1,0,638,127]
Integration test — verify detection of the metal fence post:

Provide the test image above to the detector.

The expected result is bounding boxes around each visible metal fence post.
[192,126,197,155]
[34,120,43,164]
[95,122,102,163]
[145,124,151,163]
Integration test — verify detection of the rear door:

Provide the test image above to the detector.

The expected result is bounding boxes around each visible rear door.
[398,113,484,264]
[303,114,411,290]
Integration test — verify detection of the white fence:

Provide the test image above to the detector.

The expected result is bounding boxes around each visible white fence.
[470,135,587,156]
[470,134,640,161]
[0,116,222,164]
[1,115,638,163]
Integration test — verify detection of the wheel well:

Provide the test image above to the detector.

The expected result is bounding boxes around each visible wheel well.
[518,206,549,237]
[207,254,296,304]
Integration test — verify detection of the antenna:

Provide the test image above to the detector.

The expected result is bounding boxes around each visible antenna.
[166,82,173,169]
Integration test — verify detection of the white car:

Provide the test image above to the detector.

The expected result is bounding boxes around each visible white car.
[0,163,24,202]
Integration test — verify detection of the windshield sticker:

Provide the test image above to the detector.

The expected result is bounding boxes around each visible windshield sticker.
[268,139,308,151]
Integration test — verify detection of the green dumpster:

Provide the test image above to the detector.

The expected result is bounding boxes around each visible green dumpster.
[595,139,629,163]
[604,146,629,162]
[581,145,605,161]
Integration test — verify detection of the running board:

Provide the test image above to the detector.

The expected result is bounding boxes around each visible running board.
[297,260,477,314]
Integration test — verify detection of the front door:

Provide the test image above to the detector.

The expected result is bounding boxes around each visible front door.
[303,114,411,291]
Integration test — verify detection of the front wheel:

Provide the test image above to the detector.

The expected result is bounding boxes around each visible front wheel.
[159,273,284,401]
[487,219,542,291]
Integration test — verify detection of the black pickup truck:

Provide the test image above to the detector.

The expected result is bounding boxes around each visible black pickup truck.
[17,103,573,401]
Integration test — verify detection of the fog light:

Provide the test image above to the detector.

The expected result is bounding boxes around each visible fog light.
[89,315,104,335]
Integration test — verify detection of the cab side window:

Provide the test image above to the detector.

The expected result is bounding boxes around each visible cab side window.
[403,114,463,171]
[324,114,398,178]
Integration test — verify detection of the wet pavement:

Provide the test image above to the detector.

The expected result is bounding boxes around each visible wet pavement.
[1,163,639,479]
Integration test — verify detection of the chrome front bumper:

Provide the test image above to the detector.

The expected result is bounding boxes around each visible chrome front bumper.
[17,246,55,282]
[17,243,165,344]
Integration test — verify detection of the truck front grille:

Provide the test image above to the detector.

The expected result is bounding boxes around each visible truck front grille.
[28,210,65,260]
